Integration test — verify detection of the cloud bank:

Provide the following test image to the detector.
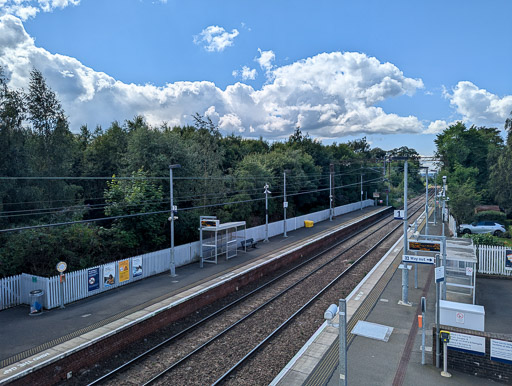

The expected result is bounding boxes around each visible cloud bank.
[0,0,80,21]
[1,15,428,138]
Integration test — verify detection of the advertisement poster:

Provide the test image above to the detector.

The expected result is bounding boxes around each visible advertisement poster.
[103,263,116,287]
[119,259,130,283]
[506,250,512,270]
[132,257,143,278]
[87,268,100,292]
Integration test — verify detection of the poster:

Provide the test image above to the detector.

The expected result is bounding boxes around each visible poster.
[88,268,100,292]
[119,259,130,283]
[103,263,116,287]
[132,256,143,278]
[505,250,512,270]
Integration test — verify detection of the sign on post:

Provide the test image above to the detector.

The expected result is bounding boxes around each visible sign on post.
[435,266,445,282]
[403,255,435,265]
[408,241,441,252]
[394,210,404,219]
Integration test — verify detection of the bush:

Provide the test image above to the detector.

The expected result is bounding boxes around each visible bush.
[462,233,505,246]
[474,210,506,224]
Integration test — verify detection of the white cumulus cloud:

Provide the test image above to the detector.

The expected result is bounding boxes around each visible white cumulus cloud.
[193,25,239,52]
[0,0,80,20]
[0,15,427,139]
[256,48,275,72]
[232,66,257,81]
[445,81,512,126]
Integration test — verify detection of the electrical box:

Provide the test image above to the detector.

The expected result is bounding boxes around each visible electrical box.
[440,300,485,331]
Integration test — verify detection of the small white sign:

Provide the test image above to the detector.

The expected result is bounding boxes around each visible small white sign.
[283,201,288,208]
[435,266,445,282]
[403,255,435,265]
[394,210,404,219]
[447,332,485,355]
[465,267,473,276]
[491,339,512,364]
[456,312,465,324]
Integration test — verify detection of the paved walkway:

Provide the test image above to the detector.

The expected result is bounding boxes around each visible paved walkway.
[326,216,499,386]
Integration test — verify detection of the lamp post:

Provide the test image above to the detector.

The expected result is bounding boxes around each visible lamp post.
[264,183,271,242]
[169,164,181,277]
[283,171,288,237]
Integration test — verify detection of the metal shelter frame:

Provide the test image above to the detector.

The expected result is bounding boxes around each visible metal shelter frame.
[199,216,246,267]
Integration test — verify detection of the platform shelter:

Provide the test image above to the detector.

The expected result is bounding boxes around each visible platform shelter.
[199,216,246,266]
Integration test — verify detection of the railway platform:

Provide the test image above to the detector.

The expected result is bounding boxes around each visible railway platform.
[0,204,390,385]
[272,210,495,386]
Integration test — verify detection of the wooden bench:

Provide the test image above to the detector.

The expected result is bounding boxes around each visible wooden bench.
[240,238,258,249]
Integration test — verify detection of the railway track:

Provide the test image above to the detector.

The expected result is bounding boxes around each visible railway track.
[76,194,431,386]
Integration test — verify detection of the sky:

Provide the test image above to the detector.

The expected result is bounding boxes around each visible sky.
[1,0,511,156]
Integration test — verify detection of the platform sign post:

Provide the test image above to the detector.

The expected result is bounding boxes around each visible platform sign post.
[56,261,67,309]
[339,298,347,386]
[264,183,271,242]
[399,161,411,306]
[283,171,288,237]
[421,297,426,365]
[169,164,181,277]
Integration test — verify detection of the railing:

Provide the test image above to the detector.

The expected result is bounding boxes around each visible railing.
[477,245,512,276]
[0,200,375,310]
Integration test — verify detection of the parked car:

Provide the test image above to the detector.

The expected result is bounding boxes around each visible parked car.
[459,221,506,236]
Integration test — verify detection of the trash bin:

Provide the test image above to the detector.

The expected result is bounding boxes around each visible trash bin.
[29,289,44,315]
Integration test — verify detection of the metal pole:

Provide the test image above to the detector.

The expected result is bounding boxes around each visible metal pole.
[169,165,177,277]
[434,172,437,225]
[264,183,269,242]
[401,160,410,305]
[339,299,347,386]
[425,167,429,235]
[442,235,447,299]
[360,174,363,210]
[421,296,426,365]
[59,274,65,309]
[436,253,441,368]
[283,172,287,237]
[330,163,334,221]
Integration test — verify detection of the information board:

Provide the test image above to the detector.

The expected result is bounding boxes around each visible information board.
[491,339,512,364]
[447,332,485,355]
[506,250,512,270]
[132,256,143,278]
[408,241,441,252]
[87,268,100,292]
[119,259,130,283]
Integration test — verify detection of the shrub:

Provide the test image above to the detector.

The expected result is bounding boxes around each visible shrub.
[462,233,505,246]
[474,210,506,224]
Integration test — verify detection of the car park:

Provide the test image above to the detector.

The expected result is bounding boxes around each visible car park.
[458,221,506,236]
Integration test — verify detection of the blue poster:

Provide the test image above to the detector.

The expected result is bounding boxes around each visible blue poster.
[88,268,100,291]
[506,250,512,270]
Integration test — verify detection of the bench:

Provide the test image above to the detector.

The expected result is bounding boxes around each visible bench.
[240,238,258,249]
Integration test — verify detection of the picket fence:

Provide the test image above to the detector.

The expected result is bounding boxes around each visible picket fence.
[0,200,375,310]
[477,244,512,276]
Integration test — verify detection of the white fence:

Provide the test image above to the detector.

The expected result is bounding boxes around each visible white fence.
[449,214,457,237]
[477,245,512,276]
[0,200,375,310]
[0,275,21,310]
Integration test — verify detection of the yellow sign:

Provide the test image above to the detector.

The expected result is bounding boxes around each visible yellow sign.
[119,259,130,283]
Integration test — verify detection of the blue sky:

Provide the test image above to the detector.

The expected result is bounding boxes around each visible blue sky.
[1,0,511,155]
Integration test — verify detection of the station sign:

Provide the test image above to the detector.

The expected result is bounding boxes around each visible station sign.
[408,241,441,252]
[373,192,380,198]
[435,266,445,282]
[403,254,435,265]
[394,210,404,220]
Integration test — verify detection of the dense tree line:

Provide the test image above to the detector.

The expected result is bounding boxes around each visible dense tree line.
[435,118,512,227]
[0,68,423,277]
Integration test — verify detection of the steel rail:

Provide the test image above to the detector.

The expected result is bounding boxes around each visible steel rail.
[211,198,428,385]
[88,195,428,386]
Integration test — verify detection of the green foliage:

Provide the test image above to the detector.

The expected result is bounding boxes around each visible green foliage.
[462,233,504,246]
[474,211,506,224]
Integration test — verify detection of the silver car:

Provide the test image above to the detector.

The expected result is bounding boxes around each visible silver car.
[459,221,506,236]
